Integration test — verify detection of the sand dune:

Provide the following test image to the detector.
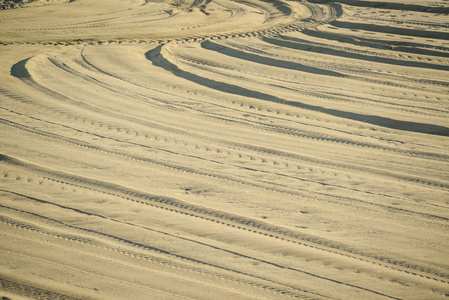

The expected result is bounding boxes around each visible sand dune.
[1,0,449,299]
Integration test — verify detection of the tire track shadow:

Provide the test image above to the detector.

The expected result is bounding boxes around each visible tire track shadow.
[146,45,449,137]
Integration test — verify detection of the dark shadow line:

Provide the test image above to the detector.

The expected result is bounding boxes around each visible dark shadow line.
[317,0,449,14]
[331,20,449,40]
[262,36,449,71]
[146,46,449,137]
[301,29,449,58]
[201,40,346,77]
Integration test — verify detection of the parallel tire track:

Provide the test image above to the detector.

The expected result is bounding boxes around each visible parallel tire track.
[2,153,449,285]
[0,276,82,300]
[0,208,328,299]
[1,1,448,299]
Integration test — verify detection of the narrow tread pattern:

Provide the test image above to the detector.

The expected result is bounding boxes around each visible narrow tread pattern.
[1,0,448,299]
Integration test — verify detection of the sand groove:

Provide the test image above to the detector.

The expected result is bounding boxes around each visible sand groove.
[1,0,448,299]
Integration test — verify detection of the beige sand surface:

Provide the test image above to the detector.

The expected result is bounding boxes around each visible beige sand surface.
[1,0,448,299]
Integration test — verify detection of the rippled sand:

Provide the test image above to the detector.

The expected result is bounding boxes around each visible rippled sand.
[1,0,449,299]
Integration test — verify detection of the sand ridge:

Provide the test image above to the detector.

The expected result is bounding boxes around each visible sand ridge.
[0,0,449,299]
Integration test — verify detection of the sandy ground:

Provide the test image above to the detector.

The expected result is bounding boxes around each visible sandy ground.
[0,0,449,299]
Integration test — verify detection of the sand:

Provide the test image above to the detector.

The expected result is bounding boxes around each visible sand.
[0,0,448,299]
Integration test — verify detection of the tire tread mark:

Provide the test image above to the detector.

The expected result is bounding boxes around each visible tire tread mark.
[2,118,449,223]
[0,208,324,300]
[0,276,82,300]
[0,189,408,300]
[1,154,448,284]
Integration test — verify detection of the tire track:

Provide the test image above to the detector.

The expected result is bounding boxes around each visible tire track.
[331,20,449,41]
[266,34,449,88]
[0,0,70,10]
[0,207,330,299]
[1,153,449,285]
[47,48,449,160]
[301,28,449,56]
[0,247,197,300]
[36,55,449,163]
[334,0,449,14]
[174,44,449,119]
[2,1,448,298]
[149,43,449,137]
[2,188,408,299]
[7,55,447,188]
[2,188,444,299]
[261,35,449,73]
[0,0,339,46]
[2,114,449,221]
[5,56,445,187]
[2,90,449,209]
[0,276,82,300]
[201,37,449,88]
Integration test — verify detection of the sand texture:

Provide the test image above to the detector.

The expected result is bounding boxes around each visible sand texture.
[1,0,449,299]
